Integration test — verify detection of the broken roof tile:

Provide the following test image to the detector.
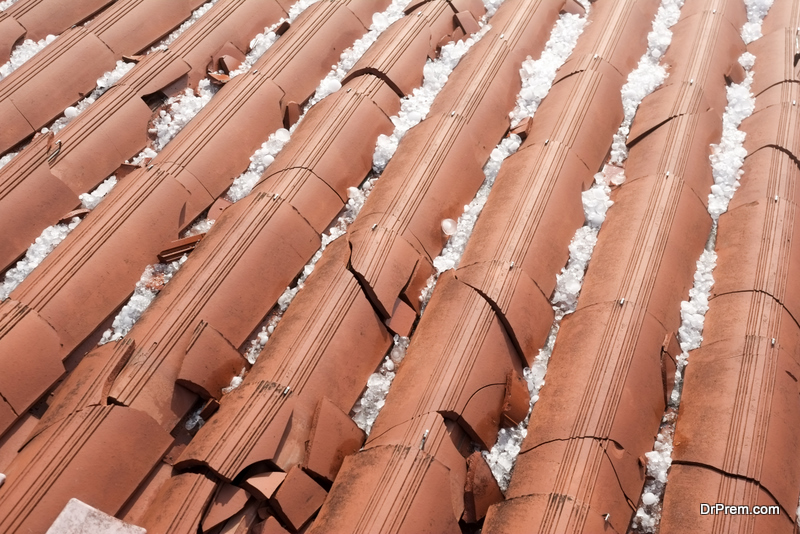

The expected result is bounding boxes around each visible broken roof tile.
[0,0,795,530]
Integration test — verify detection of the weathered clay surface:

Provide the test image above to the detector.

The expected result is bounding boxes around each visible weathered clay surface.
[484,0,741,532]
[311,0,663,532]
[0,0,210,154]
[1,0,794,530]
[0,0,393,439]
[660,4,800,530]
[0,0,289,273]
[269,466,327,531]
[0,405,172,533]
[0,4,483,532]
[661,464,793,533]
[463,451,503,523]
[137,472,217,533]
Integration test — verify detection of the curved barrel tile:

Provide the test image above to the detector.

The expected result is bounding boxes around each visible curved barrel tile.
[0,0,208,154]
[310,1,667,532]
[626,2,745,147]
[0,404,172,534]
[0,0,118,64]
[660,3,800,530]
[0,0,289,273]
[0,4,472,532]
[0,0,391,439]
[483,1,744,532]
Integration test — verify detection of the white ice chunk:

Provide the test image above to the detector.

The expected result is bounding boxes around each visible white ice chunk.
[149,79,218,152]
[0,0,21,10]
[99,255,187,344]
[0,151,18,171]
[78,176,117,210]
[352,335,409,434]
[741,0,775,44]
[0,34,56,81]
[0,178,117,301]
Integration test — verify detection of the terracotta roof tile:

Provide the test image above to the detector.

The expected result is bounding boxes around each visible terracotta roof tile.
[484,0,741,531]
[0,0,209,154]
[659,14,800,526]
[0,0,796,530]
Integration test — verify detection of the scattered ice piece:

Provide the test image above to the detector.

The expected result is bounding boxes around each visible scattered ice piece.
[78,176,117,210]
[0,151,18,171]
[128,147,157,166]
[149,79,218,151]
[706,69,755,220]
[0,34,56,81]
[642,492,658,506]
[222,367,246,394]
[183,217,215,237]
[352,335,409,434]
[184,407,205,430]
[0,0,20,10]
[225,128,291,202]
[98,255,188,344]
[441,218,457,235]
[0,178,117,301]
[740,0,775,44]
[0,218,80,302]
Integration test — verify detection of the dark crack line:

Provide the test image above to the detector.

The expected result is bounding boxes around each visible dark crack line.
[672,460,795,521]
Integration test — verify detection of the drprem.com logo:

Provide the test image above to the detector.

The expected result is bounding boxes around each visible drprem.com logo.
[700,504,781,516]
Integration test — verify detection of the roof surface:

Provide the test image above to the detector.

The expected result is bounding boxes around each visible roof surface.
[0,0,796,532]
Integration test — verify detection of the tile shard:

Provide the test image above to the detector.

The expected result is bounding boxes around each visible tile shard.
[463,451,504,523]
[201,482,251,532]
[243,472,286,501]
[304,397,366,483]
[177,320,248,400]
[269,466,327,531]
[137,472,218,533]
